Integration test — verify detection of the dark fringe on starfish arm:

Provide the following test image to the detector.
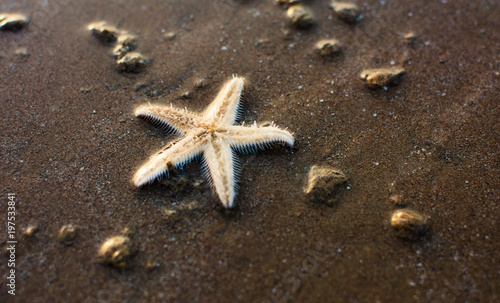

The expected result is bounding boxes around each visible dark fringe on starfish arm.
[133,133,208,187]
[225,124,294,154]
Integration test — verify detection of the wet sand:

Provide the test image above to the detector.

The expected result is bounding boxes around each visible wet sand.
[1,0,499,302]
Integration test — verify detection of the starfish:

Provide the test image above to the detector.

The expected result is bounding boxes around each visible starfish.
[133,76,294,208]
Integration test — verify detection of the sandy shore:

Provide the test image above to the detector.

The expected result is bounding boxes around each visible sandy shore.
[1,0,499,302]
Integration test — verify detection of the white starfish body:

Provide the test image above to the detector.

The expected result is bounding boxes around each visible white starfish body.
[133,77,294,208]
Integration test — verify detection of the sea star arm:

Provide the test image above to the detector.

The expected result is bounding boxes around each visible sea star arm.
[135,104,201,135]
[133,132,208,187]
[224,123,295,152]
[202,77,245,125]
[202,137,236,208]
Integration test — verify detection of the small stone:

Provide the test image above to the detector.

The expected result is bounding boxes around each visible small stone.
[88,21,120,43]
[304,165,348,203]
[117,52,147,72]
[181,90,192,99]
[97,235,135,268]
[330,2,361,24]
[145,260,160,271]
[287,5,315,29]
[281,27,293,40]
[388,193,405,207]
[80,87,91,94]
[23,224,38,237]
[14,47,29,62]
[194,78,207,89]
[58,224,77,245]
[132,81,148,92]
[113,34,137,58]
[391,209,429,240]
[314,39,342,58]
[277,0,302,4]
[359,68,406,89]
[404,32,417,45]
[162,31,176,41]
[0,13,29,30]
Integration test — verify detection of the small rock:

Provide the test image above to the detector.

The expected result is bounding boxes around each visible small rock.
[162,31,176,41]
[117,52,147,72]
[145,260,160,271]
[58,224,77,245]
[23,224,38,237]
[281,27,294,40]
[132,81,148,92]
[277,0,302,4]
[0,13,29,30]
[304,165,348,203]
[80,87,91,94]
[404,32,417,45]
[391,209,429,240]
[194,78,207,89]
[330,2,361,24]
[97,235,135,268]
[314,39,342,58]
[181,90,192,99]
[14,47,29,62]
[88,21,120,43]
[113,34,137,58]
[388,193,405,207]
[287,5,315,29]
[359,68,406,89]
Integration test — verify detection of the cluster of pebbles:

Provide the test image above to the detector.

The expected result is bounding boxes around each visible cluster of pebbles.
[87,21,147,72]
[279,1,409,89]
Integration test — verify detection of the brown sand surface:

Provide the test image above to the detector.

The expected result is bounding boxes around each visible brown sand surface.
[1,0,499,302]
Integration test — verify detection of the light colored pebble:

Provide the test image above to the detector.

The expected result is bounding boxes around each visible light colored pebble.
[304,165,347,203]
[388,193,405,207]
[314,39,342,58]
[0,13,29,30]
[58,224,77,245]
[359,67,406,89]
[287,5,315,29]
[391,209,429,240]
[330,2,361,24]
[117,52,147,72]
[97,235,135,267]
[404,32,417,45]
[88,21,120,42]
[162,31,176,41]
[23,224,38,237]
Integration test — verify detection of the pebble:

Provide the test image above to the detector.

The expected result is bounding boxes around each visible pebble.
[330,2,361,24]
[97,235,135,268]
[117,52,147,72]
[277,0,302,4]
[304,165,348,203]
[23,224,38,237]
[58,224,77,245]
[87,21,120,42]
[162,31,177,41]
[0,13,29,30]
[314,39,342,58]
[404,32,417,45]
[287,5,315,29]
[194,78,207,89]
[14,47,29,62]
[391,209,429,240]
[388,193,405,207]
[359,67,406,89]
[113,34,137,58]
